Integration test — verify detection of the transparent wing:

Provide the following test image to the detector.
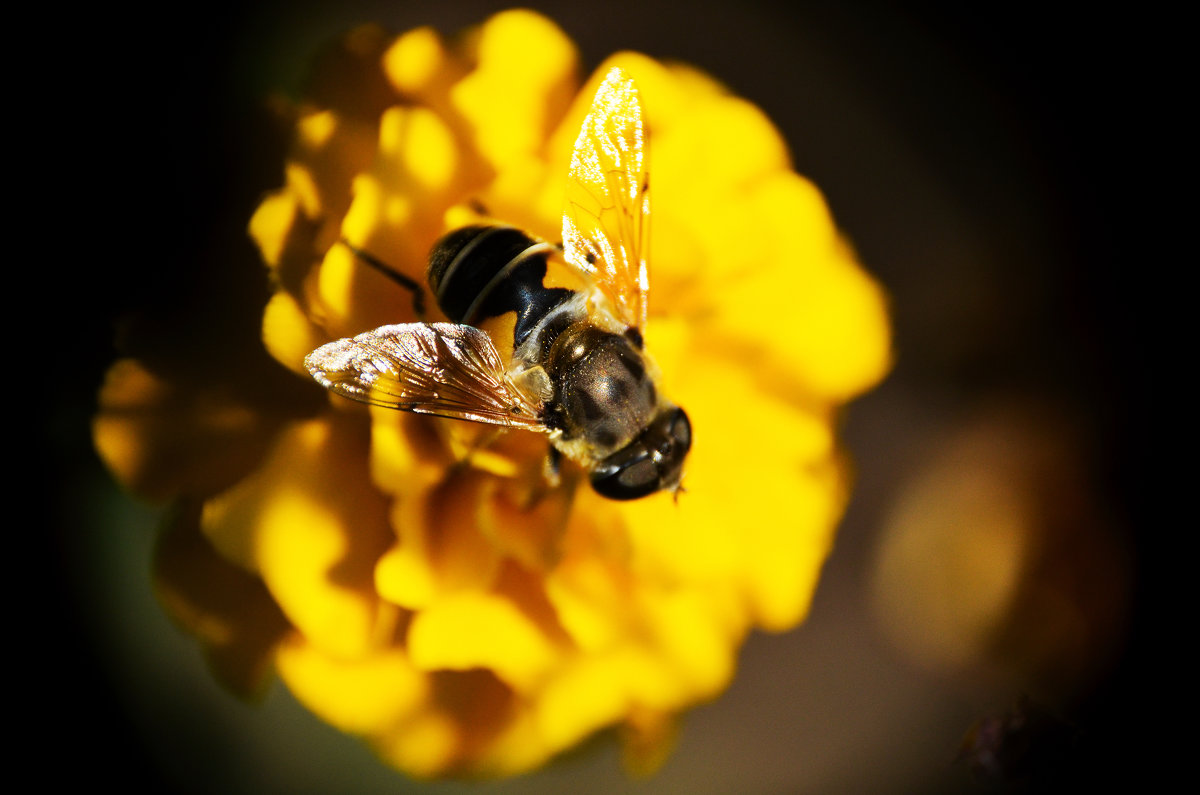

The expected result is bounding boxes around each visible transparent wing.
[304,323,548,429]
[562,67,650,330]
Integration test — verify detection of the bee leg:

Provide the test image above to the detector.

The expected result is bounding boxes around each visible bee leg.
[445,427,512,478]
[339,239,428,319]
[542,446,563,489]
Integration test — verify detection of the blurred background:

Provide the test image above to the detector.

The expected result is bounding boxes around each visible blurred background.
[54,2,1145,792]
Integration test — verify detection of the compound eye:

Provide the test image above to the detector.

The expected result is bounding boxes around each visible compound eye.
[589,446,659,500]
[663,407,692,458]
[589,407,691,500]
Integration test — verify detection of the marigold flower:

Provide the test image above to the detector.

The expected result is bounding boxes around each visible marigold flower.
[93,9,890,779]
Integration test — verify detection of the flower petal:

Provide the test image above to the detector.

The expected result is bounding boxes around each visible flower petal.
[407,589,561,691]
[452,10,578,174]
[200,415,396,658]
[275,632,428,735]
[154,504,290,698]
[93,359,278,502]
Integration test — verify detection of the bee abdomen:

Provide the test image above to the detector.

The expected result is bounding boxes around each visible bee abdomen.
[427,225,532,319]
[428,225,574,347]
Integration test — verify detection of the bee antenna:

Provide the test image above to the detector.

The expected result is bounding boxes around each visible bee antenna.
[339,239,427,318]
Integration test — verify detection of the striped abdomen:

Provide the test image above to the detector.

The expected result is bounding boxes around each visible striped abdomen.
[427,225,578,351]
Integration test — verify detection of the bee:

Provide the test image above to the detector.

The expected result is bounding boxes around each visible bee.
[304,67,691,500]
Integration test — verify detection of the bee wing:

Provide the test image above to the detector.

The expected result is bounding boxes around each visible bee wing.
[305,323,548,429]
[562,67,650,330]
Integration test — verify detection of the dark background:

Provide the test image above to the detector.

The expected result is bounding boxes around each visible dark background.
[52,3,1148,792]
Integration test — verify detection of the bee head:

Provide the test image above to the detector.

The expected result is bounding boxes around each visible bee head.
[589,407,691,500]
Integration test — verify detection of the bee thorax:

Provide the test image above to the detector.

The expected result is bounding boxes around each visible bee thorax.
[546,324,657,455]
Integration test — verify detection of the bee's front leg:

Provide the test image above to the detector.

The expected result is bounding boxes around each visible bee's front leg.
[543,445,563,489]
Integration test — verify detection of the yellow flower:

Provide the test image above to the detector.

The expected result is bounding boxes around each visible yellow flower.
[93,9,890,779]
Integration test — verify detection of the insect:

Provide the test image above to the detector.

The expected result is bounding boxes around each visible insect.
[304,67,691,500]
